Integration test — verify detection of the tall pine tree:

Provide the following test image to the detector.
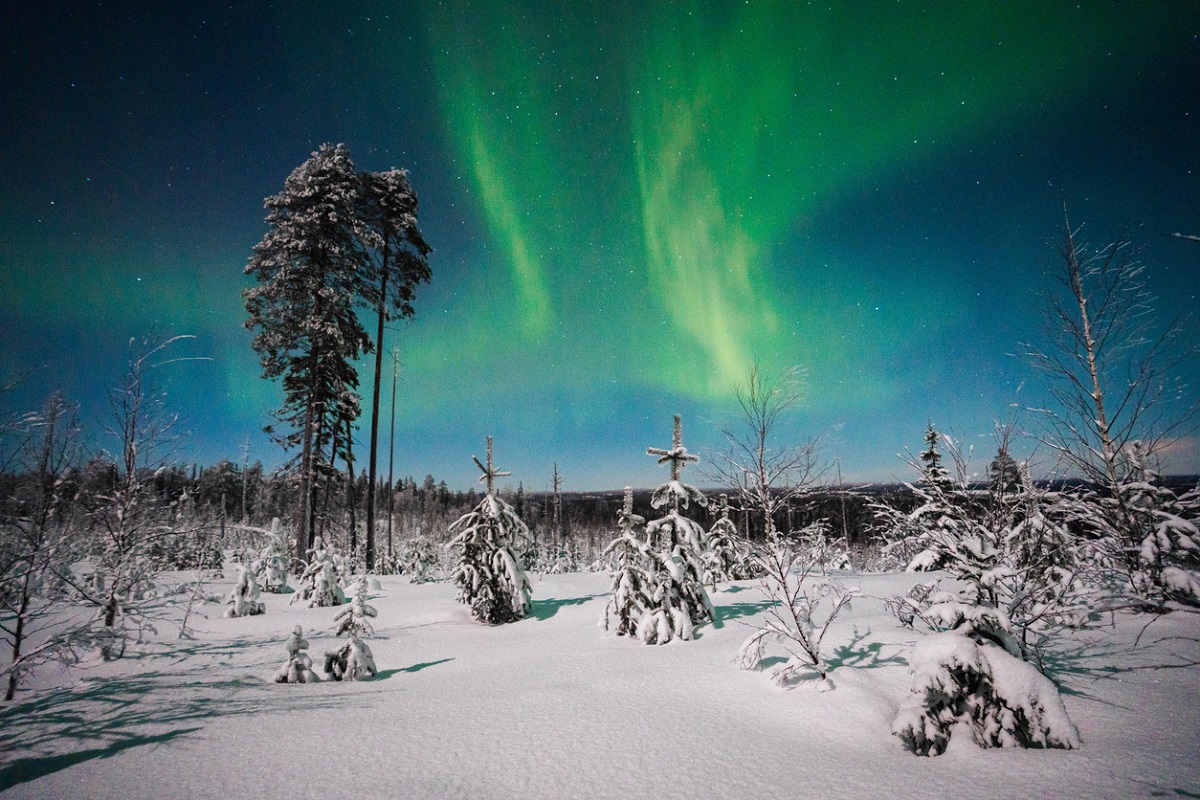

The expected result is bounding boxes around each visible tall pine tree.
[244,144,372,560]
[359,169,430,571]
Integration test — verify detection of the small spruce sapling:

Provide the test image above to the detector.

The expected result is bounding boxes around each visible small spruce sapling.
[224,563,266,618]
[893,597,1080,756]
[273,625,320,683]
[702,494,742,588]
[399,535,439,583]
[639,415,713,644]
[324,577,377,680]
[251,527,290,593]
[599,487,653,637]
[291,536,346,608]
[447,438,532,624]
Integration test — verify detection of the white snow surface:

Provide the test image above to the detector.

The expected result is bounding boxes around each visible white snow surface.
[2,570,1199,799]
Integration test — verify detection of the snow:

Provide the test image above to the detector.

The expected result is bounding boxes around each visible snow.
[2,570,1199,799]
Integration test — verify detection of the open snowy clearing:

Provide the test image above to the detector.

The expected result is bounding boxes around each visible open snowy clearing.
[2,570,1198,800]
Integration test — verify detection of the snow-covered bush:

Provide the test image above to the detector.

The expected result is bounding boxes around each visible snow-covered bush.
[599,487,652,637]
[735,531,858,689]
[398,535,440,583]
[223,563,265,618]
[795,520,853,574]
[273,625,319,683]
[324,577,378,681]
[637,416,713,644]
[447,438,532,624]
[893,600,1080,756]
[1075,444,1200,608]
[323,634,377,681]
[291,537,346,608]
[875,429,1094,664]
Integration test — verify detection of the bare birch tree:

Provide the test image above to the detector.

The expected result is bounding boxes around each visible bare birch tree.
[707,360,823,540]
[1025,204,1198,603]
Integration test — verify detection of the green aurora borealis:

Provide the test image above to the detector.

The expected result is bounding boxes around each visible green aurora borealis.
[2,2,1197,488]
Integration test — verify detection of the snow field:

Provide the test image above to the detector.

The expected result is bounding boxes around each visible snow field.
[2,570,1198,799]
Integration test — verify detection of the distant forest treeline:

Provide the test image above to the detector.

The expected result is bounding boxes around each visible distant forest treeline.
[7,453,1192,570]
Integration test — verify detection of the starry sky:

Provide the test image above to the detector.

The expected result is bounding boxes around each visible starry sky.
[2,2,1198,491]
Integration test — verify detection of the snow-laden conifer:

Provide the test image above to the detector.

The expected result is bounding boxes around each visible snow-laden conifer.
[638,416,713,644]
[291,537,346,608]
[324,577,378,680]
[251,527,290,593]
[446,438,532,624]
[399,535,440,583]
[273,625,320,683]
[334,576,377,637]
[876,432,1093,664]
[223,563,265,618]
[702,494,741,588]
[893,598,1080,756]
[599,487,652,636]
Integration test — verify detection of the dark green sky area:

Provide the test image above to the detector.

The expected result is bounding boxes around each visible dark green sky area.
[1,2,1197,489]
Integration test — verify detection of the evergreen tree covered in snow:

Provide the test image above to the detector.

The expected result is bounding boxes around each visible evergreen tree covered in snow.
[334,576,377,637]
[1097,442,1200,606]
[273,625,320,683]
[599,487,652,637]
[638,416,713,644]
[919,422,956,492]
[447,438,532,624]
[878,430,1093,665]
[325,576,378,680]
[703,494,743,587]
[398,535,439,583]
[251,526,290,593]
[893,598,1080,756]
[291,536,346,608]
[224,563,265,618]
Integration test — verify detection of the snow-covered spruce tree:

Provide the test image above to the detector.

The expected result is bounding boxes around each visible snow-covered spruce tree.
[637,416,713,644]
[702,494,742,587]
[599,487,653,637]
[1087,442,1200,605]
[251,532,290,594]
[893,599,1080,756]
[398,535,439,583]
[273,625,320,683]
[447,438,532,624]
[324,576,378,680]
[876,429,1093,665]
[290,536,346,608]
[224,563,265,618]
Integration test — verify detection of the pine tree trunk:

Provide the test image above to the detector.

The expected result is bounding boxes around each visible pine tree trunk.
[366,247,389,571]
[346,416,357,565]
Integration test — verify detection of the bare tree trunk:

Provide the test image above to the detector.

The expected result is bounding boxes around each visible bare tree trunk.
[366,246,390,572]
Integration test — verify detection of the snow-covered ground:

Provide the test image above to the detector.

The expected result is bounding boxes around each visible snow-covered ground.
[2,570,1198,799]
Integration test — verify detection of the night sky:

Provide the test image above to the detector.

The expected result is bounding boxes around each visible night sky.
[2,2,1198,491]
